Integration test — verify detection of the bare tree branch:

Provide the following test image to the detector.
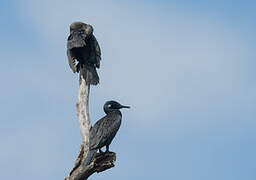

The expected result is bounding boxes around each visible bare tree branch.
[66,152,116,180]
[65,72,116,180]
[77,73,91,149]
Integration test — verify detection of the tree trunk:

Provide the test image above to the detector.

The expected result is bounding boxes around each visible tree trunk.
[65,73,116,180]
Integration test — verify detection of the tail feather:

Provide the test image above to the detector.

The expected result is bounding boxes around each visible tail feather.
[81,66,99,85]
[83,149,97,166]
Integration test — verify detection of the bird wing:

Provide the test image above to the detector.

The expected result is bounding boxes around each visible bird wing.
[89,118,104,150]
[89,113,121,150]
[67,49,77,73]
[91,35,101,68]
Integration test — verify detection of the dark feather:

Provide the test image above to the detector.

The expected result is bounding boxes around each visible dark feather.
[67,22,101,85]
[90,112,122,150]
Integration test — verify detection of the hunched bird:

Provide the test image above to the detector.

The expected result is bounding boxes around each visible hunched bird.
[67,22,101,85]
[83,100,130,165]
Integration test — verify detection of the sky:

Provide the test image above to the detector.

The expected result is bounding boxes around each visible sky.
[0,0,256,179]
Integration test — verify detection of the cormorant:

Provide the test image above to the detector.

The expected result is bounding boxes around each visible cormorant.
[67,22,101,85]
[83,100,130,165]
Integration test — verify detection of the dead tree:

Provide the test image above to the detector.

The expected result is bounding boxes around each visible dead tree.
[65,73,116,180]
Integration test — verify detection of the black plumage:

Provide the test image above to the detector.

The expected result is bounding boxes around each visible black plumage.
[83,101,130,165]
[67,22,101,85]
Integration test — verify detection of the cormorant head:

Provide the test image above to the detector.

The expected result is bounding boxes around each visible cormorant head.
[67,22,93,49]
[104,100,130,114]
[70,22,93,34]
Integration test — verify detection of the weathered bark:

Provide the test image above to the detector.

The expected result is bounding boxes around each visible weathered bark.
[66,152,116,180]
[77,73,91,152]
[65,73,116,180]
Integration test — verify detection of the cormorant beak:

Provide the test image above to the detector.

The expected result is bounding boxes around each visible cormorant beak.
[120,105,130,109]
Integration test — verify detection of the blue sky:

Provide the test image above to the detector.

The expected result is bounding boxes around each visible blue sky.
[0,0,256,179]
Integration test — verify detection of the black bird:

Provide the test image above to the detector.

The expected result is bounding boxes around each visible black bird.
[67,22,101,85]
[83,101,130,165]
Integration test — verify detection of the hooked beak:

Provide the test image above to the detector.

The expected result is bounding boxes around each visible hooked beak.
[120,105,130,109]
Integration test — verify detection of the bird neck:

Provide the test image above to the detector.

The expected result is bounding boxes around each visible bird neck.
[104,109,122,115]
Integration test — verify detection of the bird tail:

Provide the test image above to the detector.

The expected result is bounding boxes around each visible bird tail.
[81,65,99,85]
[83,149,97,166]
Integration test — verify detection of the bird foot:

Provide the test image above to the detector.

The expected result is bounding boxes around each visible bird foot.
[104,150,114,154]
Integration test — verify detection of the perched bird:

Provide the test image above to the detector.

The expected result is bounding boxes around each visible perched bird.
[83,100,130,166]
[67,22,101,85]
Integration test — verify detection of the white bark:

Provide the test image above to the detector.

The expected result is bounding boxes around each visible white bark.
[65,73,116,180]
[76,74,91,151]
